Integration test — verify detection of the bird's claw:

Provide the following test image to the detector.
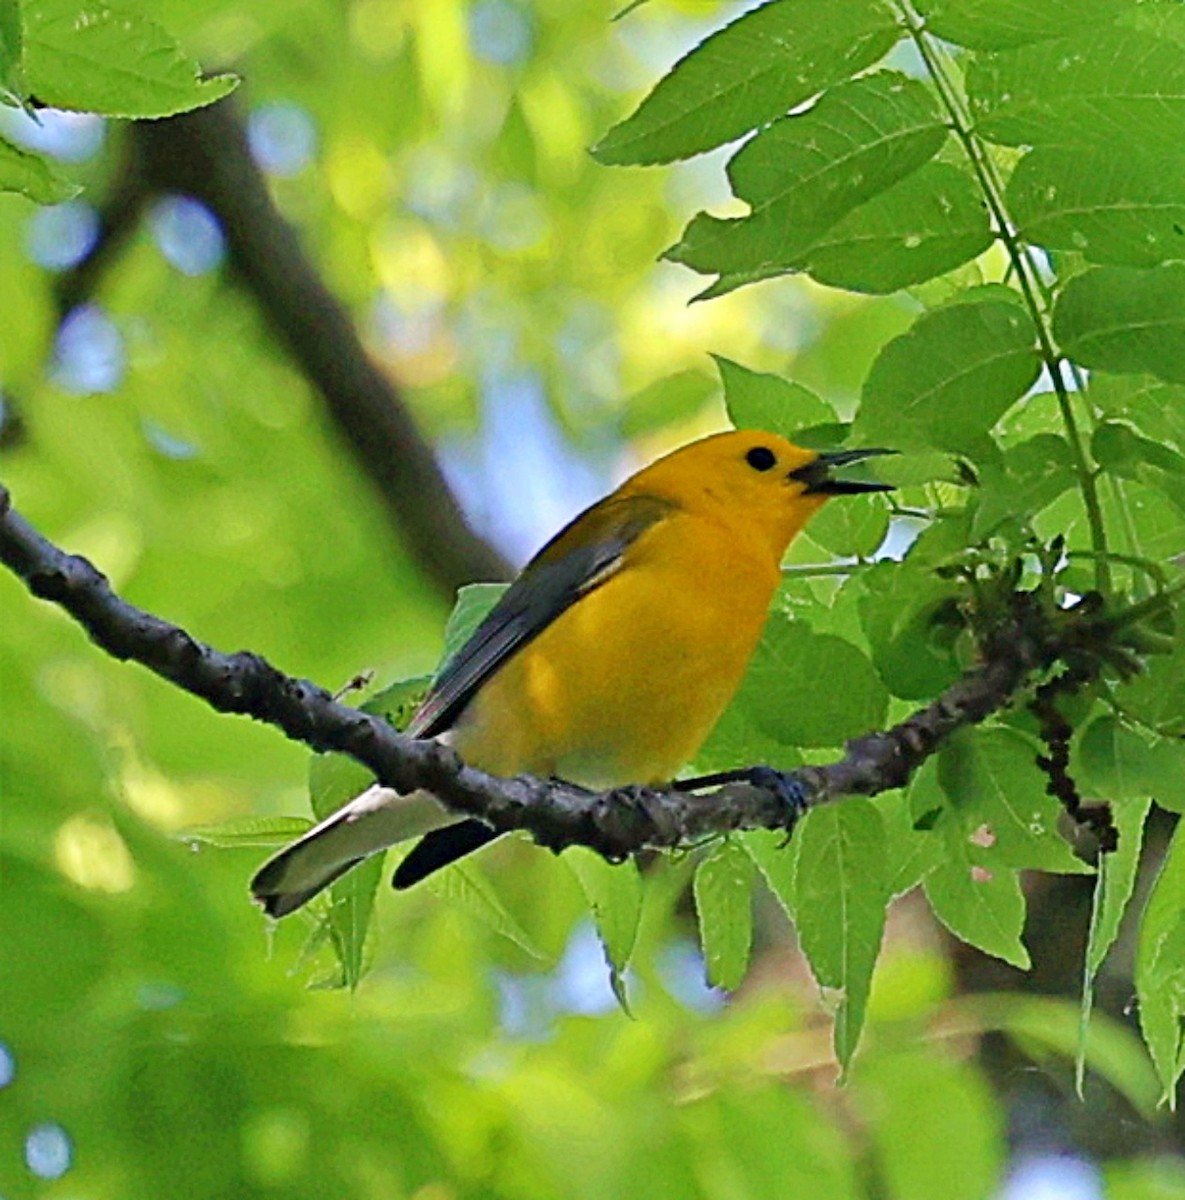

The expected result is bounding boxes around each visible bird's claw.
[740,766,809,834]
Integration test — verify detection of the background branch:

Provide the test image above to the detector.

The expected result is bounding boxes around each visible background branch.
[0,482,1078,860]
[52,99,510,597]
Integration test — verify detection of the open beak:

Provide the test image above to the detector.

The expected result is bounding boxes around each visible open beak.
[789,447,897,495]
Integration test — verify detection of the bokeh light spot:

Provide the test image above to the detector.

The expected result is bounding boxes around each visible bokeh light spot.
[52,304,125,394]
[26,201,100,271]
[24,1123,73,1180]
[469,0,533,66]
[0,1041,15,1089]
[247,102,317,176]
[149,195,226,276]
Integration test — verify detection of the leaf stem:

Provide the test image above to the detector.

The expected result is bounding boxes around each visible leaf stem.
[897,4,1112,596]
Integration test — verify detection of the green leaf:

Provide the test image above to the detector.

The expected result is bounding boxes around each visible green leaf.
[740,827,799,923]
[307,749,382,989]
[1135,818,1185,1102]
[425,860,548,961]
[1079,796,1151,1096]
[803,161,994,295]
[363,675,432,731]
[855,291,1041,453]
[968,28,1185,155]
[326,855,383,991]
[856,1050,1004,1200]
[877,791,943,899]
[23,0,238,118]
[715,355,835,438]
[1088,374,1185,449]
[1077,715,1185,809]
[666,72,947,293]
[0,134,79,203]
[738,615,889,749]
[565,847,642,1006]
[970,433,1077,539]
[1053,263,1185,384]
[182,815,314,849]
[938,728,1090,874]
[916,0,1128,51]
[693,698,803,777]
[592,0,901,166]
[924,821,1030,969]
[1009,145,1185,269]
[1092,420,1185,480]
[1115,630,1185,739]
[915,759,1030,968]
[794,799,887,1071]
[440,582,508,664]
[0,0,23,98]
[807,491,890,558]
[693,839,755,992]
[859,561,963,699]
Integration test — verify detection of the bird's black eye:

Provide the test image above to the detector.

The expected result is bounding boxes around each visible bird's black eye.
[745,446,777,472]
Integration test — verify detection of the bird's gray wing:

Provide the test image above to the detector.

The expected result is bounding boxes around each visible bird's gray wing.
[407,491,674,738]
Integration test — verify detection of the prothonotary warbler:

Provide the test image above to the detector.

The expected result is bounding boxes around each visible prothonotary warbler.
[251,430,893,917]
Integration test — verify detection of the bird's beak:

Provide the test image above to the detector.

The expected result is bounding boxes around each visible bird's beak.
[789,448,897,495]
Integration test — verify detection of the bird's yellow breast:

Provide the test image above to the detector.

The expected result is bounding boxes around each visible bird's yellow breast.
[451,508,780,788]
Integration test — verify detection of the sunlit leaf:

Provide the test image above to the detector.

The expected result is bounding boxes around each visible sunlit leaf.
[808,491,890,558]
[425,860,548,961]
[877,792,943,899]
[565,847,642,1005]
[738,614,889,748]
[740,827,799,922]
[666,72,947,292]
[938,728,1090,874]
[440,582,508,665]
[182,815,313,848]
[794,799,887,1071]
[1053,263,1185,384]
[0,134,79,202]
[803,161,994,295]
[968,27,1185,154]
[1010,145,1185,268]
[0,0,23,98]
[1135,818,1185,1102]
[855,290,1041,453]
[1078,796,1150,1096]
[694,839,755,991]
[1077,715,1185,810]
[24,0,238,118]
[593,0,901,165]
[858,558,963,701]
[970,433,1077,540]
[915,0,1128,51]
[917,761,1030,969]
[716,355,835,438]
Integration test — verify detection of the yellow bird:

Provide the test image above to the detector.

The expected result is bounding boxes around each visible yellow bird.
[252,430,892,917]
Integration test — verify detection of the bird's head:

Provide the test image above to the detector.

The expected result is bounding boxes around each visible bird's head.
[636,430,895,558]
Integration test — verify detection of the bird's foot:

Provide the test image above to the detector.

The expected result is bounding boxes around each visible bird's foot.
[675,765,809,832]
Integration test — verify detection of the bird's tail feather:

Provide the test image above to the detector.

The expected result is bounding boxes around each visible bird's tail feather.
[250,786,454,918]
[391,819,500,889]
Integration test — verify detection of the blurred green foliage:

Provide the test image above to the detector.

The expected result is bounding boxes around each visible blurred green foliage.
[4,0,1185,1197]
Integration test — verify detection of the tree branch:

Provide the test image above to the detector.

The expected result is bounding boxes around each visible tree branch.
[0,482,1076,860]
[53,99,510,597]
